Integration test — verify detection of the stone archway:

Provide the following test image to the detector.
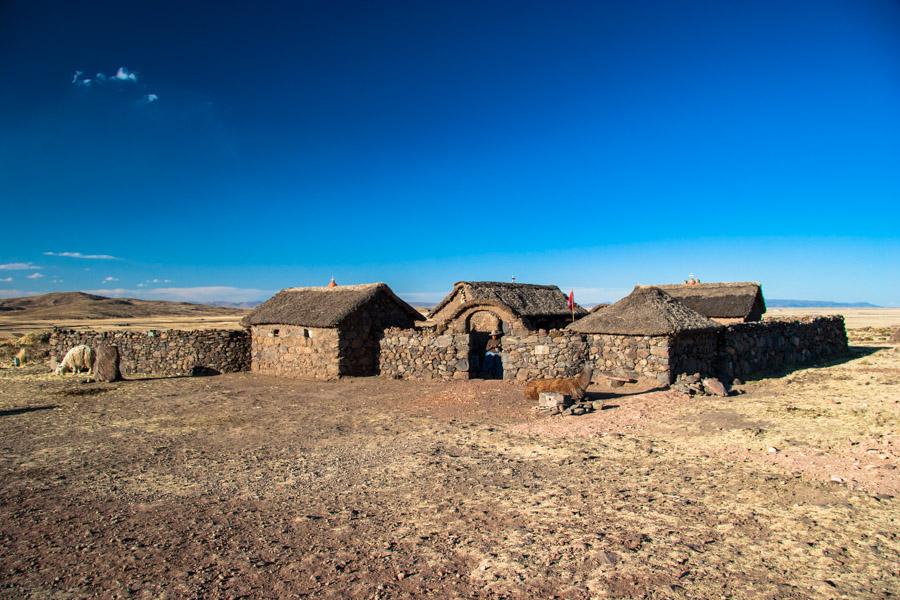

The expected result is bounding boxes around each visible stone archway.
[465,310,505,379]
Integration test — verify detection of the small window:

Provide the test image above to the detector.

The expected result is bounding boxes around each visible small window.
[272,329,280,337]
[303,328,310,338]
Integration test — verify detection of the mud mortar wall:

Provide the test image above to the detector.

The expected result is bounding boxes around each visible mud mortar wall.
[49,328,250,376]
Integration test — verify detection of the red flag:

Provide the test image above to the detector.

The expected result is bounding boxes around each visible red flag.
[567,290,575,311]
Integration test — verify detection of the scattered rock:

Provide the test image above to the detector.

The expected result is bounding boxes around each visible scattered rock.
[767,447,779,454]
[830,475,846,484]
[732,378,743,386]
[672,373,731,397]
[701,377,728,397]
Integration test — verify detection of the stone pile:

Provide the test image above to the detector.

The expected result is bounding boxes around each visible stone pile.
[671,373,729,397]
[536,391,603,416]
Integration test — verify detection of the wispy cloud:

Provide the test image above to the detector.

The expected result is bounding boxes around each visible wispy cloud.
[26,272,45,280]
[0,277,12,283]
[0,262,41,270]
[140,93,159,105]
[44,251,119,260]
[112,67,137,82]
[73,66,138,87]
[103,276,119,283]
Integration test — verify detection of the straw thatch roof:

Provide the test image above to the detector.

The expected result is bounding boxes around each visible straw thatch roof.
[567,287,721,335]
[241,283,423,328]
[429,281,587,320]
[636,282,765,320]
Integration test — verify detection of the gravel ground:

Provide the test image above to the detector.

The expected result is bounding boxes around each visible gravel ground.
[0,339,897,598]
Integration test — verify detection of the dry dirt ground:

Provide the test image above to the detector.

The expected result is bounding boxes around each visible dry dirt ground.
[0,332,898,598]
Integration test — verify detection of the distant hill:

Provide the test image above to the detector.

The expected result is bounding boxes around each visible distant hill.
[0,292,249,320]
[767,299,880,308]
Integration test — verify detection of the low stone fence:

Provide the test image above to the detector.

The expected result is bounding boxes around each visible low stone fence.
[49,328,250,376]
[716,316,848,380]
[378,328,470,380]
[501,331,589,381]
[376,316,848,385]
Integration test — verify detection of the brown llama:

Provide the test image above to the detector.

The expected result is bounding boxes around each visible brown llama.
[524,365,594,401]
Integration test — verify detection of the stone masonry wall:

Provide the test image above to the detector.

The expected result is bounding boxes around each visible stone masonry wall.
[49,328,250,376]
[500,331,589,381]
[251,324,340,379]
[379,328,470,380]
[669,331,720,381]
[716,316,848,380]
[586,334,671,385]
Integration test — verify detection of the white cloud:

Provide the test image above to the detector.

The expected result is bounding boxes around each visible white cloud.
[136,283,146,288]
[0,262,41,270]
[0,277,12,282]
[44,251,119,260]
[140,93,159,105]
[26,272,45,280]
[103,276,119,283]
[112,67,137,82]
[72,70,83,84]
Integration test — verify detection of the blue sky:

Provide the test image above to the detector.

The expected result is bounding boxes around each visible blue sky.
[1,1,898,305]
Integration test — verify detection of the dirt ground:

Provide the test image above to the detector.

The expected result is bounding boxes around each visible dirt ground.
[0,332,897,598]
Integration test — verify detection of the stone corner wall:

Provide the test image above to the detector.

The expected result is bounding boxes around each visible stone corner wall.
[378,327,470,380]
[586,333,671,385]
[49,327,250,376]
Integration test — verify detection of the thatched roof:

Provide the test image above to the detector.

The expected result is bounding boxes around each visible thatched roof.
[567,287,721,335]
[429,281,587,320]
[241,283,423,328]
[636,282,765,319]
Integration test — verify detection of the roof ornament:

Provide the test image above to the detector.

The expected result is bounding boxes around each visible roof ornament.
[511,275,516,283]
[328,276,337,288]
[686,273,700,286]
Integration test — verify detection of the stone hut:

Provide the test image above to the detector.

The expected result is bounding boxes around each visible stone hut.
[430,281,587,334]
[638,282,766,323]
[428,281,588,375]
[243,283,423,379]
[568,286,722,384]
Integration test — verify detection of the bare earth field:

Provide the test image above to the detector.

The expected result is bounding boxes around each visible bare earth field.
[0,327,898,598]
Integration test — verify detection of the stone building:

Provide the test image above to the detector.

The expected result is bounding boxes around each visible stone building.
[428,281,587,377]
[568,286,722,384]
[242,283,423,379]
[637,282,766,323]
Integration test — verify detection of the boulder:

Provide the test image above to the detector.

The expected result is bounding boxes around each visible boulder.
[701,377,728,397]
[93,344,122,382]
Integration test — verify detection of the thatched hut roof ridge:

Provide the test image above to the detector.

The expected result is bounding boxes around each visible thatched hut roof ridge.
[568,287,721,335]
[241,283,424,328]
[429,281,587,319]
[635,281,765,319]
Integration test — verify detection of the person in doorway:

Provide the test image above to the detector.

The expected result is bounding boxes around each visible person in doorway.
[483,330,503,378]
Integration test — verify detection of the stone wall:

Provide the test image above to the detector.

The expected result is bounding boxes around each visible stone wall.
[251,324,340,379]
[669,331,720,381]
[378,328,470,380]
[585,334,672,385]
[49,328,250,376]
[500,331,589,381]
[715,316,848,380]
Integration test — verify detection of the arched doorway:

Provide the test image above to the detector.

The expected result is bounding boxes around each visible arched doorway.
[466,310,504,379]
